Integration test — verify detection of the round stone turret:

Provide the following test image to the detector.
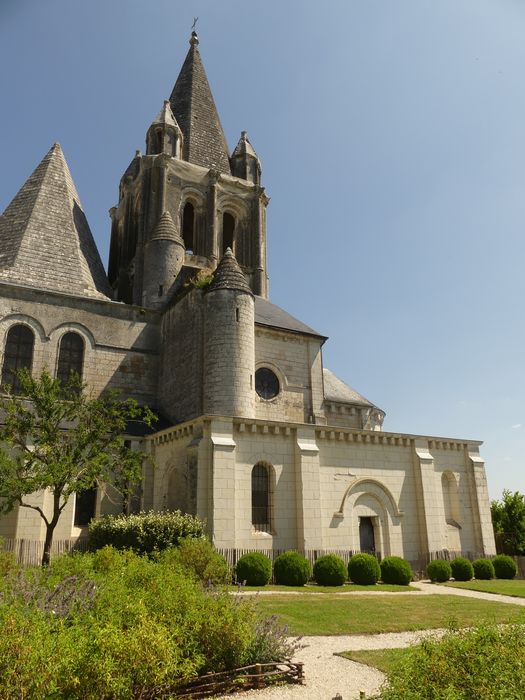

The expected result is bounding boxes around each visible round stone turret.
[203,248,255,418]
[142,211,185,307]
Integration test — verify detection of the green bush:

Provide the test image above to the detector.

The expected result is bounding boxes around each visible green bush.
[273,551,311,586]
[379,623,525,699]
[472,558,495,580]
[88,510,205,555]
[235,552,272,586]
[312,554,347,586]
[493,554,518,580]
[426,559,451,583]
[348,553,381,585]
[450,557,474,581]
[380,556,412,585]
[162,539,230,585]
[0,549,295,699]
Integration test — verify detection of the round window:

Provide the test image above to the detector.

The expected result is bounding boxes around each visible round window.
[255,367,280,400]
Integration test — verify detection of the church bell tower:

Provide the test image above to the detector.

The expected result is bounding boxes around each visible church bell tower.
[108,31,269,307]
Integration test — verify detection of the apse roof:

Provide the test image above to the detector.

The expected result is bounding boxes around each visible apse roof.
[323,368,379,408]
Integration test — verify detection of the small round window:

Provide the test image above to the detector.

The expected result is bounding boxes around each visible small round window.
[255,367,280,400]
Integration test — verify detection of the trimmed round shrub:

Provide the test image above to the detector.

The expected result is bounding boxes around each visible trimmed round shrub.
[312,554,347,586]
[450,557,474,582]
[426,559,452,583]
[348,553,381,585]
[493,554,518,580]
[235,552,272,586]
[273,551,311,586]
[380,556,413,585]
[472,558,495,580]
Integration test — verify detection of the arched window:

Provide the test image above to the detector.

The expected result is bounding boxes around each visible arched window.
[182,202,195,253]
[252,462,271,533]
[1,324,34,392]
[57,332,84,384]
[222,213,235,255]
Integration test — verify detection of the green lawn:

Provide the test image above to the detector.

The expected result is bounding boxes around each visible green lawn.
[444,579,525,598]
[338,648,411,675]
[231,583,415,594]
[255,594,525,635]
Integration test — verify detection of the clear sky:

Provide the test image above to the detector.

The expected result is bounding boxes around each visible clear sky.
[1,0,524,500]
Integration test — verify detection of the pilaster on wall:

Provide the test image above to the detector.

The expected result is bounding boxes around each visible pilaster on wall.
[209,419,237,548]
[295,427,323,550]
[467,447,497,556]
[413,440,443,553]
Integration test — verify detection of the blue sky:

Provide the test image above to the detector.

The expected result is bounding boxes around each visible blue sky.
[1,0,525,499]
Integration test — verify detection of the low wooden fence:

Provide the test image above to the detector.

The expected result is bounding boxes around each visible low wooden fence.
[216,547,378,569]
[173,661,303,698]
[1,536,89,566]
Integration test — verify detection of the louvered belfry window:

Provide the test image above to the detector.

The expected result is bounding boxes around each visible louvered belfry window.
[251,462,271,533]
[57,332,84,384]
[1,324,34,392]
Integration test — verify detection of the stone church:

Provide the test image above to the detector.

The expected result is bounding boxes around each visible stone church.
[0,33,495,562]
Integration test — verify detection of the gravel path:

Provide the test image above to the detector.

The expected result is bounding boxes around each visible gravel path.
[216,583,525,699]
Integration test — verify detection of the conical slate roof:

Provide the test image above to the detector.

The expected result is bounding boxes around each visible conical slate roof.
[151,211,184,244]
[169,32,231,174]
[207,248,252,294]
[0,143,111,299]
[150,100,180,129]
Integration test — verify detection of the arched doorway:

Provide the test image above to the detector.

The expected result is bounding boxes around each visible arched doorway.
[359,516,376,552]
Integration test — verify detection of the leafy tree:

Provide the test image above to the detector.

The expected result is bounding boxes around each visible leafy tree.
[0,369,154,565]
[491,490,525,555]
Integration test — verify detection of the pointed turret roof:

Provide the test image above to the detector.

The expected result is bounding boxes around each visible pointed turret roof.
[232,131,260,161]
[169,32,231,174]
[151,211,184,245]
[150,100,180,130]
[207,248,252,294]
[0,144,111,299]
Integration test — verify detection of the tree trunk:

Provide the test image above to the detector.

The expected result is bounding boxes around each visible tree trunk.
[42,522,55,566]
[41,491,62,566]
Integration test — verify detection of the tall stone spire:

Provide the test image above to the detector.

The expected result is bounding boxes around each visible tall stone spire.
[0,144,111,299]
[169,32,231,174]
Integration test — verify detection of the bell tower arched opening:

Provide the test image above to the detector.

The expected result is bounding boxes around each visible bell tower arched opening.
[222,212,235,255]
[182,202,195,253]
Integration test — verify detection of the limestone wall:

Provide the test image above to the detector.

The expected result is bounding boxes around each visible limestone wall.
[0,283,159,404]
[254,328,324,424]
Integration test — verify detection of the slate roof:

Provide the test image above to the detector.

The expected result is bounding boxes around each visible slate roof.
[169,32,231,174]
[323,368,378,408]
[0,143,111,299]
[254,296,326,339]
[207,248,252,294]
[151,211,184,244]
